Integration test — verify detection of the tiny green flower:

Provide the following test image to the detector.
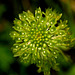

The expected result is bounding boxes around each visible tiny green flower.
[10,7,74,75]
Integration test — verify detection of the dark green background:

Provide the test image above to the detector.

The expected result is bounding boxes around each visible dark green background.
[0,0,75,75]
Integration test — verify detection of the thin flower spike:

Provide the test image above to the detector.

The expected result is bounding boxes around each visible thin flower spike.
[10,7,74,75]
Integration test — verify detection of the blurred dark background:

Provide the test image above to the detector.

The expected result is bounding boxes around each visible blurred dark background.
[0,0,75,75]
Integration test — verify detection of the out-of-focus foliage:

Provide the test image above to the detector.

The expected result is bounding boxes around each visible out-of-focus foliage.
[58,65,75,75]
[66,65,75,75]
[0,0,75,75]
[0,4,6,19]
[0,45,13,71]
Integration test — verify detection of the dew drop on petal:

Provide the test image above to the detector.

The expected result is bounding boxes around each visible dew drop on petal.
[22,33,24,35]
[54,52,56,54]
[16,46,18,48]
[18,38,21,40]
[23,45,25,47]
[37,16,39,18]
[44,51,45,53]
[51,22,53,24]
[14,33,16,35]
[55,56,57,58]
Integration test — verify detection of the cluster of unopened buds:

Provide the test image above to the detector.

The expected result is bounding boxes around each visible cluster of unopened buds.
[10,7,74,75]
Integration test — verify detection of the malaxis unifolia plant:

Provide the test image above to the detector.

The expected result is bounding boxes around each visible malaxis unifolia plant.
[10,7,74,75]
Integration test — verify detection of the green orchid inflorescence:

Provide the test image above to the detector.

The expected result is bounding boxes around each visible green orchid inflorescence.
[10,7,74,75]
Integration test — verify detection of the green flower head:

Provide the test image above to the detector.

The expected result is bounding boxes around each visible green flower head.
[10,7,74,75]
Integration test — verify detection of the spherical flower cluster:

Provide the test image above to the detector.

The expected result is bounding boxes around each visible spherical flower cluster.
[10,7,73,75]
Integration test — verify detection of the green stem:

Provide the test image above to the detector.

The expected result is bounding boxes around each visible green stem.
[44,71,50,75]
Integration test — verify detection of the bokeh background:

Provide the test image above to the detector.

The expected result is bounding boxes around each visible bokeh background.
[0,0,75,75]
